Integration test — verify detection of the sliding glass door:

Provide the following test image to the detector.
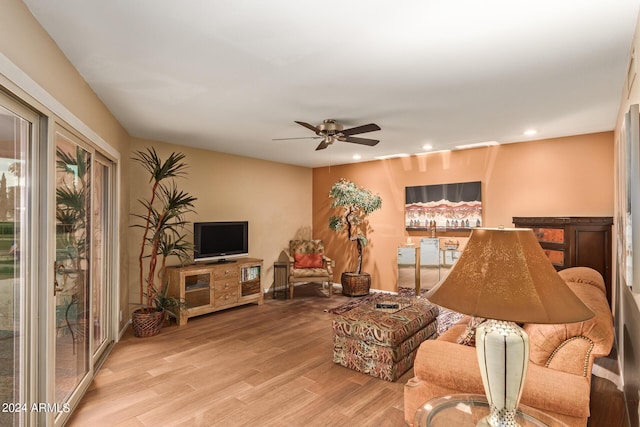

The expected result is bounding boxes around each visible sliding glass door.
[0,94,36,427]
[0,90,117,426]
[52,126,115,426]
[91,156,112,363]
[53,127,92,412]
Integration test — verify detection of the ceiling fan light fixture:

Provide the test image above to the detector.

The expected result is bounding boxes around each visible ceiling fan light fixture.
[290,119,381,151]
[319,119,343,134]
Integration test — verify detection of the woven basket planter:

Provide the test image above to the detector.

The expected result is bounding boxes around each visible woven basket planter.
[341,272,371,297]
[132,309,164,338]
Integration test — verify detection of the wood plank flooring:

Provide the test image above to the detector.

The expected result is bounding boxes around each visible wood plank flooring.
[67,283,628,427]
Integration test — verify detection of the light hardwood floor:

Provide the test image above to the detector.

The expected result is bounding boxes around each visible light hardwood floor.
[67,283,627,427]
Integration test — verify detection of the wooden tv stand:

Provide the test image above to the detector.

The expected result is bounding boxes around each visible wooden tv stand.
[166,257,263,326]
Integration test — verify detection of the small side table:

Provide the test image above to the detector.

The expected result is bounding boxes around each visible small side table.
[273,261,288,299]
[414,394,567,427]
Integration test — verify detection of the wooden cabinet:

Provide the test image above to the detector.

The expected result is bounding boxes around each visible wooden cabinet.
[512,217,613,305]
[167,257,263,325]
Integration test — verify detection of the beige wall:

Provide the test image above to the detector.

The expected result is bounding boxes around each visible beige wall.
[0,0,132,331]
[1,0,314,328]
[615,7,640,425]
[128,138,313,307]
[0,0,128,148]
[313,132,614,292]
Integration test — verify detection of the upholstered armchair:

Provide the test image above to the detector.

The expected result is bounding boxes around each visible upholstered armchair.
[288,240,334,298]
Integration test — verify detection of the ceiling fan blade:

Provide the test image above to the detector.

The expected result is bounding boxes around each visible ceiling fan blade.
[272,136,321,140]
[340,123,381,136]
[315,140,330,150]
[342,136,380,146]
[295,121,319,133]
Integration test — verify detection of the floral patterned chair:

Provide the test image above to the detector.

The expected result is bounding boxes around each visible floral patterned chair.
[288,240,334,298]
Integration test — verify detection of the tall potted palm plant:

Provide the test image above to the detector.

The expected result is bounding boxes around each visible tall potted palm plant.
[131,147,197,337]
[329,178,382,296]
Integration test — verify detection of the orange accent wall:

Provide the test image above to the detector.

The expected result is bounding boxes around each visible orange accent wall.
[313,132,614,292]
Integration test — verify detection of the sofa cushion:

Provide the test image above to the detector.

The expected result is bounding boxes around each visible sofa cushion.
[558,266,607,295]
[291,267,329,278]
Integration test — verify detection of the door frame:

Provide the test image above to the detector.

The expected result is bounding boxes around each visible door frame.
[0,55,121,427]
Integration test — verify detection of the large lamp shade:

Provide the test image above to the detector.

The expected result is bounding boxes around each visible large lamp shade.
[426,227,594,324]
[426,227,593,427]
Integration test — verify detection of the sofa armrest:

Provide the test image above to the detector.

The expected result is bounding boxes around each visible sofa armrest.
[413,340,591,418]
[413,340,485,392]
[522,363,591,417]
[322,255,335,273]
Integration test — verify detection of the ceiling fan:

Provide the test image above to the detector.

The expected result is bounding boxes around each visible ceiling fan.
[273,119,381,150]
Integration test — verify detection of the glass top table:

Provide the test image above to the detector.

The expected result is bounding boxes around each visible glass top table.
[414,394,567,427]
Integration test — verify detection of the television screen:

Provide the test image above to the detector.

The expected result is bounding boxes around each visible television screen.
[194,221,248,263]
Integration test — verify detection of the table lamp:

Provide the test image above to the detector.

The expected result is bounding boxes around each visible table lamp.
[426,227,594,427]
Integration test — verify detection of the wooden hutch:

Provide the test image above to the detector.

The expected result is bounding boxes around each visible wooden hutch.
[512,217,613,305]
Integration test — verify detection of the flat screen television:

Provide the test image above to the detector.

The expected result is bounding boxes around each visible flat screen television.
[193,221,248,263]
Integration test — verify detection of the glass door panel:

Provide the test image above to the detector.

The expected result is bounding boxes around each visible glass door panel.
[184,273,211,308]
[0,104,30,427]
[91,160,108,358]
[54,130,91,405]
[544,249,566,267]
[531,227,565,243]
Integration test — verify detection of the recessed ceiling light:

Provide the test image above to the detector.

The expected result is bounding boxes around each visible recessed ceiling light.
[524,129,537,136]
[353,154,361,160]
[422,144,433,151]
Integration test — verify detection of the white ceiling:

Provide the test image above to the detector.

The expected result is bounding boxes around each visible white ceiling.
[22,0,640,168]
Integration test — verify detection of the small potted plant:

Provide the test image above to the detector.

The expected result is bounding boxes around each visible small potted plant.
[328,178,382,296]
[130,147,197,337]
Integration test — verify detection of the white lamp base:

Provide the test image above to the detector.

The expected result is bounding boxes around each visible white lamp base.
[475,319,530,427]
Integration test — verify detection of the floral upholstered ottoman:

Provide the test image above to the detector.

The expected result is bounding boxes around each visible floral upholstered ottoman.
[332,297,438,381]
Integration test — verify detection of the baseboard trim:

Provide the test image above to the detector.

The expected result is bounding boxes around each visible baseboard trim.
[118,320,131,341]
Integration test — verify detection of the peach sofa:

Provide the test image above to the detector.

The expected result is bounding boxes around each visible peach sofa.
[404,267,614,426]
